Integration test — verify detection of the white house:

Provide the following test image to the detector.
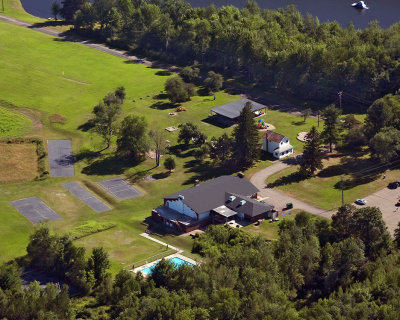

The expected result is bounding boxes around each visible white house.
[263,131,294,159]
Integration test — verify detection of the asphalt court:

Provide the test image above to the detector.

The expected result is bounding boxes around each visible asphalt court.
[11,197,62,224]
[48,140,75,177]
[98,177,142,200]
[63,182,111,212]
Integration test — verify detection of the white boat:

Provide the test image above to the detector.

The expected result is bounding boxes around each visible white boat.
[352,1,369,9]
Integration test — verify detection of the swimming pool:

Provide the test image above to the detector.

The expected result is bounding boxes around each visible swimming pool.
[141,257,194,275]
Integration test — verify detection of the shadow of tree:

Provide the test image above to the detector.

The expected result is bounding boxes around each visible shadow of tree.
[150,101,176,110]
[169,145,195,157]
[155,71,172,76]
[182,160,236,185]
[30,21,69,28]
[81,155,131,175]
[153,93,169,100]
[267,170,308,188]
[291,120,305,126]
[77,121,94,132]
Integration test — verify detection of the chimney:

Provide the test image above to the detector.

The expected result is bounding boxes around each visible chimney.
[194,179,200,187]
[237,172,244,178]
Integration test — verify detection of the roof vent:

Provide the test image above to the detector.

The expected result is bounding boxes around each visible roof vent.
[239,200,246,206]
[178,195,184,200]
[228,195,236,202]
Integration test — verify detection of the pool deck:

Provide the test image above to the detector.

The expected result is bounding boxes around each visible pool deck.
[131,253,197,274]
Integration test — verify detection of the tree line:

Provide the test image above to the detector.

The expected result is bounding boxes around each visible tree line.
[55,0,400,109]
[4,205,400,318]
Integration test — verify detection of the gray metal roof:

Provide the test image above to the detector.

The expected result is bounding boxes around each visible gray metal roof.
[224,192,274,218]
[165,175,259,214]
[211,99,267,119]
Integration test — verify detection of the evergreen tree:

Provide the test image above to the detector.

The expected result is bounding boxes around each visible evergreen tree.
[321,104,342,152]
[300,126,324,176]
[164,156,176,172]
[232,102,260,168]
[51,1,61,20]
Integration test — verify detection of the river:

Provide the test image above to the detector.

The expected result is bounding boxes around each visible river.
[20,0,400,29]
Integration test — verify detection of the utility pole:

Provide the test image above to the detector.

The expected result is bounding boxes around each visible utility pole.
[1,0,4,13]
[317,109,320,127]
[338,91,343,109]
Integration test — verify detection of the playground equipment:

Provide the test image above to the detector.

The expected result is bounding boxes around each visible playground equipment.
[257,118,268,129]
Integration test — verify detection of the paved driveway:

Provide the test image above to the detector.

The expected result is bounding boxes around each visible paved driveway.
[354,187,400,234]
[250,160,334,219]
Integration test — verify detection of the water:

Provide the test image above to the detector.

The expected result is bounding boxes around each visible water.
[20,0,400,29]
[141,257,194,275]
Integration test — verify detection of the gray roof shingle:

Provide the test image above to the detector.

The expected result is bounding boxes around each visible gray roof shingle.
[165,175,259,214]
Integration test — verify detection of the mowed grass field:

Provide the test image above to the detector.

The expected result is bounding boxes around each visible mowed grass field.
[266,156,400,210]
[0,18,322,272]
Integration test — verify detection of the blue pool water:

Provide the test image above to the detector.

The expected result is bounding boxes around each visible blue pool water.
[141,257,194,275]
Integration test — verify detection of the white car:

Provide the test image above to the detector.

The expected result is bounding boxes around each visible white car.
[355,199,367,205]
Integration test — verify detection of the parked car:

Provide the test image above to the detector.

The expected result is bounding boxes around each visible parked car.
[355,199,367,205]
[388,181,400,189]
[396,200,400,207]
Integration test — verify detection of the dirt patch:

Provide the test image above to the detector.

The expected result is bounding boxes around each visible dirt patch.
[49,113,67,124]
[15,108,43,131]
[0,143,38,182]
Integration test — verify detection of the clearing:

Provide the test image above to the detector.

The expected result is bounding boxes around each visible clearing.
[0,143,38,182]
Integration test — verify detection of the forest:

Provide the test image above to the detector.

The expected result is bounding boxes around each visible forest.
[2,207,400,319]
[59,0,400,109]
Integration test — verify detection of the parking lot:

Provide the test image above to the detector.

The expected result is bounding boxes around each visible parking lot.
[355,186,400,234]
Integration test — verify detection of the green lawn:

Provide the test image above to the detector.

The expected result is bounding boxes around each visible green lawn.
[0,106,32,137]
[266,155,400,210]
[0,18,326,272]
[2,0,43,22]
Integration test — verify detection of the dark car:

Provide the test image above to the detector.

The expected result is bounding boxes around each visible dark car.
[388,181,400,189]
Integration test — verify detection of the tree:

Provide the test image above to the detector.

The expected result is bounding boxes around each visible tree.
[178,122,206,148]
[321,104,342,152]
[51,1,61,20]
[343,114,361,130]
[73,2,96,29]
[194,144,210,161]
[117,115,150,162]
[60,0,86,21]
[232,102,260,168]
[369,127,400,163]
[300,126,324,176]
[204,71,223,95]
[394,222,400,249]
[180,65,200,83]
[344,126,367,150]
[301,108,312,122]
[209,133,233,167]
[87,247,110,283]
[149,126,167,167]
[91,89,124,150]
[350,207,392,259]
[365,93,400,138]
[164,156,176,172]
[165,76,194,103]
